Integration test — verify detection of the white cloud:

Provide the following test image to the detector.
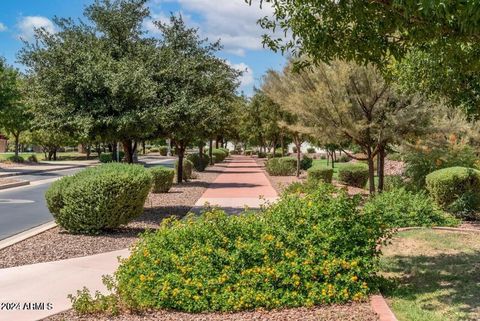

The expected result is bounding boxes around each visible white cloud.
[228,61,254,90]
[149,0,277,56]
[17,16,55,41]
[0,22,7,32]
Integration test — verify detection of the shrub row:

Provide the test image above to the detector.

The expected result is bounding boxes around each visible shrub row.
[307,167,333,183]
[150,167,175,193]
[187,153,210,172]
[175,159,194,182]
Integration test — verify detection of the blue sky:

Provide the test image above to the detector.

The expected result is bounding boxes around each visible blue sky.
[0,0,286,95]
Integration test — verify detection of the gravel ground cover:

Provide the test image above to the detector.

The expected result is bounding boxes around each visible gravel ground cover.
[45,303,378,321]
[0,166,221,268]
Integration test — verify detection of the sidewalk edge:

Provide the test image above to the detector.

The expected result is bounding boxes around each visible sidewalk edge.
[370,294,398,321]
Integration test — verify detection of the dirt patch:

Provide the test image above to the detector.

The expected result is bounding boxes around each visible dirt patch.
[0,166,221,269]
[45,302,378,321]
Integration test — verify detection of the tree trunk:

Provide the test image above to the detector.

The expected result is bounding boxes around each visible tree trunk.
[142,141,146,155]
[331,151,335,169]
[176,143,186,184]
[215,136,220,149]
[209,139,214,165]
[14,134,19,158]
[199,143,204,157]
[280,134,285,156]
[377,146,385,193]
[53,149,57,161]
[86,145,91,160]
[294,136,301,177]
[366,149,376,194]
[122,140,136,164]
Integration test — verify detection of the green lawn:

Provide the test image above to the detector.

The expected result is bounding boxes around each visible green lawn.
[0,152,98,162]
[380,229,480,321]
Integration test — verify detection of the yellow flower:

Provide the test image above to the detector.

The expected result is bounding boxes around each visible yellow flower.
[139,274,146,282]
[351,275,358,282]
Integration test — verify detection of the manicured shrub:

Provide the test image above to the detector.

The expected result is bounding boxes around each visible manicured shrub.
[159,146,168,156]
[6,155,24,163]
[257,151,267,158]
[307,167,333,183]
[265,157,296,176]
[426,167,480,219]
[109,184,390,313]
[292,146,298,153]
[27,154,38,163]
[219,148,229,157]
[209,149,227,163]
[45,163,152,234]
[320,154,327,160]
[363,188,459,228]
[187,153,210,172]
[99,153,113,163]
[149,147,159,153]
[307,147,316,153]
[244,149,253,156]
[150,167,175,193]
[175,159,194,181]
[338,164,369,188]
[383,175,409,192]
[300,154,313,170]
[404,143,477,190]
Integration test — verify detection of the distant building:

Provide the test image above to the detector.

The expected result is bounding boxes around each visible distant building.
[0,134,7,153]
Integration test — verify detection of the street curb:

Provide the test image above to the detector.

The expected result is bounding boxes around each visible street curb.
[370,295,398,321]
[0,221,57,251]
[0,179,30,190]
[397,226,480,233]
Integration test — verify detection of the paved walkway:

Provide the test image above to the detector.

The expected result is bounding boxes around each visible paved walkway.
[0,156,278,321]
[0,249,129,321]
[194,155,278,213]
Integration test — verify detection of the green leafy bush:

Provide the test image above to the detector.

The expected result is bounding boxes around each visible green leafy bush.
[404,143,477,190]
[219,148,229,157]
[266,157,296,176]
[307,147,316,153]
[244,149,253,156]
[337,155,350,163]
[150,167,175,193]
[208,149,227,163]
[257,151,267,158]
[300,155,313,170]
[338,164,369,188]
[307,167,333,183]
[99,153,113,163]
[27,154,38,163]
[383,175,410,192]
[292,146,298,153]
[110,184,389,313]
[159,146,168,156]
[187,153,210,172]
[175,159,194,181]
[363,188,459,228]
[149,147,159,153]
[6,155,24,163]
[45,164,152,234]
[426,167,480,219]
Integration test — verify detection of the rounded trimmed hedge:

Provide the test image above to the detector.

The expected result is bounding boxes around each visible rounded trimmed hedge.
[426,166,480,218]
[112,184,389,313]
[265,157,297,176]
[159,146,168,156]
[45,163,152,234]
[150,167,175,193]
[307,167,333,183]
[338,164,369,188]
[99,153,113,163]
[187,153,210,172]
[210,149,227,163]
[218,148,230,157]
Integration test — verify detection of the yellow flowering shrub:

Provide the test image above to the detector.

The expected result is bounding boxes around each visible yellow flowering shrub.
[74,184,392,314]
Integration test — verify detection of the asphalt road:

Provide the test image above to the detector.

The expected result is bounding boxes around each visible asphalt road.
[0,159,175,241]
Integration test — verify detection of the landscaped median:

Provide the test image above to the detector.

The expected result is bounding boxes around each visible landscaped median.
[0,162,222,269]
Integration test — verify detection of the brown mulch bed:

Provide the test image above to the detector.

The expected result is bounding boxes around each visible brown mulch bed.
[0,166,221,269]
[45,303,378,321]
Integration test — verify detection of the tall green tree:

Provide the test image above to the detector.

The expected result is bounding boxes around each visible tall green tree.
[153,16,240,183]
[0,59,21,130]
[20,0,158,163]
[265,60,431,193]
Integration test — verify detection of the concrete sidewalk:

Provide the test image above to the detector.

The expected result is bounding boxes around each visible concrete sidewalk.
[194,155,278,213]
[0,249,129,321]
